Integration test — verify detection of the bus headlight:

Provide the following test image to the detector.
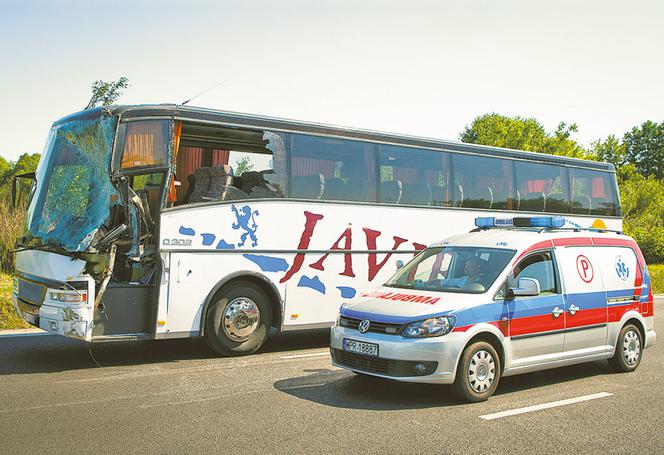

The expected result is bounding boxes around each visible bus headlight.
[401,315,456,338]
[49,289,87,303]
[12,277,19,294]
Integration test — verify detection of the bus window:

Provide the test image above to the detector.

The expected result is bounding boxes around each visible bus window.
[569,168,617,216]
[452,154,513,210]
[174,124,285,204]
[378,146,449,206]
[120,120,169,169]
[289,134,377,202]
[514,161,570,214]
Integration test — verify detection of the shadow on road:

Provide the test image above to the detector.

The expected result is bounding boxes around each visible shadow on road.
[273,359,613,410]
[0,328,330,376]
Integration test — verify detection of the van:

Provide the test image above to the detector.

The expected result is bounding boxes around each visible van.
[330,216,656,402]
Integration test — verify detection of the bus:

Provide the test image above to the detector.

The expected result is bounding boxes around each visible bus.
[12,104,622,355]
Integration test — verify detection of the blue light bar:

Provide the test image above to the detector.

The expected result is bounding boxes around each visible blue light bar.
[513,216,566,228]
[474,217,514,228]
[475,216,566,229]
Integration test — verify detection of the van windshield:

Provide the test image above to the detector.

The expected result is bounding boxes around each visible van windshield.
[386,246,515,294]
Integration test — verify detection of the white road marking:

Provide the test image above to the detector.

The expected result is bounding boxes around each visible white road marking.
[280,351,329,359]
[479,392,613,420]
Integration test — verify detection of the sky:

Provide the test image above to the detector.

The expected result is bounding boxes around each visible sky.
[1,0,663,161]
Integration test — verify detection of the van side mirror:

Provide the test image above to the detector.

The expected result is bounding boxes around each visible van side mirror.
[508,277,540,297]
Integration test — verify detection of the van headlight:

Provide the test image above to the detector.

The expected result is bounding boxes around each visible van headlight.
[335,303,349,326]
[401,315,456,338]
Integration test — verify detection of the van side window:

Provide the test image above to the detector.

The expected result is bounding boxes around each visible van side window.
[513,252,558,294]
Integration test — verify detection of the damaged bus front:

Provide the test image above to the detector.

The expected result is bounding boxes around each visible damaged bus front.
[13,107,171,341]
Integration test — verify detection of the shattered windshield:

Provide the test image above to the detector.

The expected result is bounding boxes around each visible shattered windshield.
[24,111,121,252]
[386,246,515,294]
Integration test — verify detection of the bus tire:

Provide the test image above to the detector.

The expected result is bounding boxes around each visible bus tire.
[608,323,643,373]
[204,281,272,356]
[451,341,501,403]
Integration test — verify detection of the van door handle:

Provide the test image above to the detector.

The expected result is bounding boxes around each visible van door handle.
[569,304,579,316]
[552,307,563,318]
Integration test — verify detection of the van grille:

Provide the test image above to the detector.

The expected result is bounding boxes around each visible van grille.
[331,348,437,377]
[339,316,402,335]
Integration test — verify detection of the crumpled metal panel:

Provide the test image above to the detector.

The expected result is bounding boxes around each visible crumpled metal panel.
[25,114,120,252]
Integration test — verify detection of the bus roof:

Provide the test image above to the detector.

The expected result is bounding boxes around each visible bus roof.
[55,104,615,172]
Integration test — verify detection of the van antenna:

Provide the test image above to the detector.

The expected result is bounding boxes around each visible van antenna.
[180,79,228,106]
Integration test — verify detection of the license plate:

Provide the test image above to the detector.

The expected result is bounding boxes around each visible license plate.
[343,338,379,357]
[24,312,37,325]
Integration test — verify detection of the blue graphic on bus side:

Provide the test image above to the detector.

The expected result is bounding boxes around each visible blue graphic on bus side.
[200,233,216,246]
[337,286,357,298]
[297,275,326,294]
[231,204,259,247]
[243,254,289,272]
[179,226,196,236]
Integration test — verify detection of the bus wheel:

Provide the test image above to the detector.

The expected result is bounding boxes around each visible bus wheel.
[608,323,643,372]
[204,282,272,356]
[452,341,501,403]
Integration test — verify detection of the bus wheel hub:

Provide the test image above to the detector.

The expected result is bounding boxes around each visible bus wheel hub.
[223,298,260,342]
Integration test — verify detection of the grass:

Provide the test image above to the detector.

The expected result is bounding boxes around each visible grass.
[0,272,29,330]
[0,201,24,273]
[649,264,664,295]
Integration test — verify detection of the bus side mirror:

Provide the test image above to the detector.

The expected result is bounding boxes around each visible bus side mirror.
[508,277,540,297]
[12,172,36,209]
[396,260,404,269]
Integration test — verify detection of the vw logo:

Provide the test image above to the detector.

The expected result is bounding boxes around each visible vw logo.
[358,319,371,333]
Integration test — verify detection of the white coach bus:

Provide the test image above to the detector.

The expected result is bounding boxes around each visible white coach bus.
[12,104,622,355]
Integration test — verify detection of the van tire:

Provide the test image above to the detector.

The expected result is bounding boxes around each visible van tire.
[608,323,643,373]
[452,341,501,403]
[204,282,272,356]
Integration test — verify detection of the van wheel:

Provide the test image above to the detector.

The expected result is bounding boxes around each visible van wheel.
[204,282,272,356]
[452,341,501,403]
[608,323,643,372]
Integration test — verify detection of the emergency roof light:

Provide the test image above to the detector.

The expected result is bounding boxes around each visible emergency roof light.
[474,216,566,229]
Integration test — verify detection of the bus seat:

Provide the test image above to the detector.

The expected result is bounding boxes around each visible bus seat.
[545,192,567,213]
[400,183,432,206]
[572,194,592,214]
[380,180,402,204]
[207,165,234,200]
[189,167,211,203]
[342,179,368,201]
[143,183,162,221]
[291,174,325,199]
[322,177,346,200]
[521,192,546,212]
[453,184,464,207]
[431,185,447,206]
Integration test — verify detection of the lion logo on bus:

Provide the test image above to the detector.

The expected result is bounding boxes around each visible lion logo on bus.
[231,204,260,247]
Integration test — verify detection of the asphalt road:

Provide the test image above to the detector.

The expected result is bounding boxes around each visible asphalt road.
[1,298,663,454]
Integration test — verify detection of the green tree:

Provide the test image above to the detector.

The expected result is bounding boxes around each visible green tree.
[0,156,11,183]
[85,77,130,110]
[623,120,664,180]
[13,153,41,175]
[460,113,589,159]
[591,135,626,168]
[619,169,664,263]
[235,156,254,175]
